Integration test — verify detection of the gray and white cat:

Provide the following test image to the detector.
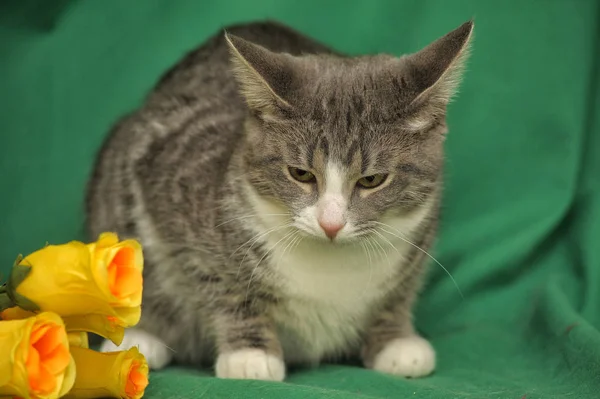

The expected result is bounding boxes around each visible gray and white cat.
[86,20,473,381]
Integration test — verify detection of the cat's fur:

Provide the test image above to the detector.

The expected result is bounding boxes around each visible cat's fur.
[86,20,473,380]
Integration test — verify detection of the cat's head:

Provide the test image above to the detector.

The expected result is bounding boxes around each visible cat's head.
[226,21,473,243]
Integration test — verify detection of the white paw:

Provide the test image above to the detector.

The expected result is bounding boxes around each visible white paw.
[371,335,436,378]
[100,328,173,370]
[215,349,285,381]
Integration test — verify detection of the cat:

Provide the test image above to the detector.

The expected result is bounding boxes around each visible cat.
[86,19,473,381]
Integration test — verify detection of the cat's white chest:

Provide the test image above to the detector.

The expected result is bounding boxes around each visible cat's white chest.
[267,238,407,363]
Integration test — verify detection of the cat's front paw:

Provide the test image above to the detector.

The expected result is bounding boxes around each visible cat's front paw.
[100,328,173,370]
[215,349,285,381]
[369,335,435,378]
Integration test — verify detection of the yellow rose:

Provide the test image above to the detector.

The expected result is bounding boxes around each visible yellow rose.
[0,311,76,399]
[0,233,143,333]
[1,308,125,346]
[0,306,36,320]
[62,314,125,346]
[67,332,89,349]
[86,233,143,308]
[64,346,149,399]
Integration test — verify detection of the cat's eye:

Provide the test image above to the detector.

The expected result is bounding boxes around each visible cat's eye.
[288,167,316,183]
[357,174,388,189]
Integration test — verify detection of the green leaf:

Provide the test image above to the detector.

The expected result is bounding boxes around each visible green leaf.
[11,291,40,312]
[0,293,14,313]
[13,254,23,267]
[9,263,33,289]
[4,256,40,312]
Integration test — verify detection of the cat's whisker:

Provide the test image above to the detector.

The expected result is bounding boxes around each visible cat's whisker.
[369,228,399,263]
[277,230,301,264]
[272,231,304,282]
[371,229,399,253]
[154,341,177,354]
[289,233,304,254]
[245,229,297,302]
[234,223,293,279]
[361,236,373,269]
[357,238,374,302]
[371,222,464,299]
[367,229,391,268]
[366,235,382,264]
[365,232,380,260]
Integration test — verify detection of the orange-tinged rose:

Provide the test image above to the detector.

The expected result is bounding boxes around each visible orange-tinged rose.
[86,233,144,308]
[0,312,76,399]
[1,308,125,346]
[64,346,149,399]
[0,233,143,339]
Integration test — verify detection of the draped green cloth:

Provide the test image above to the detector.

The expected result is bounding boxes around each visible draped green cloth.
[1,1,599,397]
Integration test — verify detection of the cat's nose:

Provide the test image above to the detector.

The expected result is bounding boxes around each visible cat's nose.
[318,220,345,240]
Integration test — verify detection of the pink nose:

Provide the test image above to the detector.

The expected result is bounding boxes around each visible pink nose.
[319,220,345,239]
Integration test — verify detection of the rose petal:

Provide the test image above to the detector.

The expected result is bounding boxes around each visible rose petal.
[111,266,142,299]
[113,247,134,268]
[30,324,51,344]
[125,361,149,398]
[26,347,41,389]
[33,363,57,394]
[41,340,71,375]
[35,325,62,357]
[27,321,70,395]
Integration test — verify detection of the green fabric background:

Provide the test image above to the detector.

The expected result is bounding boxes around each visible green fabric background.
[1,1,599,398]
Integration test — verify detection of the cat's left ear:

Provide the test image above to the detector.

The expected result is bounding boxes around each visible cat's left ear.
[225,33,297,114]
[404,20,474,108]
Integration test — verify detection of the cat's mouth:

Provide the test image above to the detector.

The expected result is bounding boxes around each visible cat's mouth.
[292,223,367,246]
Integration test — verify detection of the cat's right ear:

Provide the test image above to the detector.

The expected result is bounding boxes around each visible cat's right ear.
[225,33,296,114]
[404,20,474,109]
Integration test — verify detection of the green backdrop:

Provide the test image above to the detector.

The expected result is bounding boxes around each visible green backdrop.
[1,1,599,398]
